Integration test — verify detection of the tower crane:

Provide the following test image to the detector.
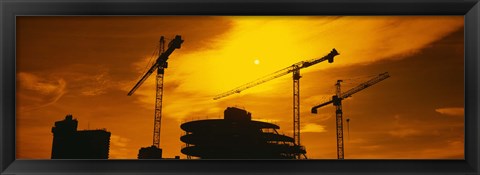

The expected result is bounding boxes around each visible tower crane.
[214,48,340,159]
[311,72,390,160]
[128,35,184,155]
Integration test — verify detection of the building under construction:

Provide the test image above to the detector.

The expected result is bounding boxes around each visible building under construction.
[51,115,111,159]
[180,107,306,159]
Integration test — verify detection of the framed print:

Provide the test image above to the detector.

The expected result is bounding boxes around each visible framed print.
[1,0,479,174]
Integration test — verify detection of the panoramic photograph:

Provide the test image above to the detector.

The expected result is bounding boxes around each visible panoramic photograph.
[16,16,464,159]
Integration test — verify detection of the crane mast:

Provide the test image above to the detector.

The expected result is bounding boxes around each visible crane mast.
[213,49,340,159]
[334,80,344,160]
[293,67,301,148]
[153,37,165,148]
[128,35,184,150]
[311,72,390,159]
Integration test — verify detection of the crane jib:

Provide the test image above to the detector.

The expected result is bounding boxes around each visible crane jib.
[310,72,390,114]
[127,35,184,96]
[213,48,340,100]
[127,63,159,96]
[340,73,390,99]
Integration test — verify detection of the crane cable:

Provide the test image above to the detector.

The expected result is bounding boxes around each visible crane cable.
[137,44,160,81]
[342,73,379,85]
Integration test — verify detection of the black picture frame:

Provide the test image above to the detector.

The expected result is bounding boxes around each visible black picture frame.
[1,0,479,174]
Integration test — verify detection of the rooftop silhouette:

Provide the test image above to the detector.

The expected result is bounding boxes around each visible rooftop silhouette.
[51,115,111,159]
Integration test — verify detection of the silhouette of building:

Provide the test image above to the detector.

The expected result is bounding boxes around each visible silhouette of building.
[137,145,162,159]
[180,107,306,159]
[51,115,111,159]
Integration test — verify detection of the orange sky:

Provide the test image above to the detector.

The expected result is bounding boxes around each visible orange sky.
[16,16,464,159]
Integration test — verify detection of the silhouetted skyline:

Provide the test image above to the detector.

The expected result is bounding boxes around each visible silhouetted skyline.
[16,16,464,159]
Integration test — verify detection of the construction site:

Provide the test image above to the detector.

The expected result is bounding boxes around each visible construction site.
[180,107,305,159]
[126,35,391,159]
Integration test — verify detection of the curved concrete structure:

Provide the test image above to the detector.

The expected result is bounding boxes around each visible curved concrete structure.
[180,107,306,159]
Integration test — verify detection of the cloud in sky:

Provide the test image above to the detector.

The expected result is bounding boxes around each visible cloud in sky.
[301,123,327,133]
[17,72,67,111]
[163,16,464,98]
[80,71,111,96]
[435,107,464,116]
[388,128,420,138]
[109,134,131,159]
[127,16,464,122]
[18,72,66,95]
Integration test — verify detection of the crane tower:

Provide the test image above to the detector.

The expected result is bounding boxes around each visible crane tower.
[311,72,390,159]
[128,35,183,158]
